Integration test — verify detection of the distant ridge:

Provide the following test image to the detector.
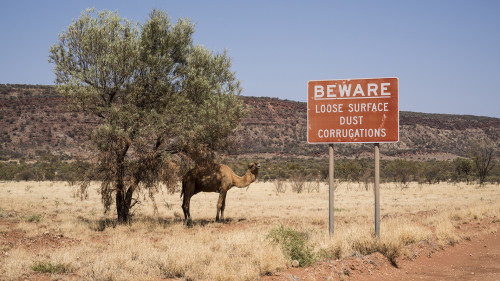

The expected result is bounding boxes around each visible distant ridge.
[1,84,499,160]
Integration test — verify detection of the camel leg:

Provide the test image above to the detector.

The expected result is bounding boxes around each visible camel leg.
[216,191,226,222]
[182,192,192,222]
[220,194,227,222]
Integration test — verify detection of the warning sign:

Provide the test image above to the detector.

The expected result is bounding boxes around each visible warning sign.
[307,77,399,143]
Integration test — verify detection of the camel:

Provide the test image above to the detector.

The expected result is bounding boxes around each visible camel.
[181,162,260,223]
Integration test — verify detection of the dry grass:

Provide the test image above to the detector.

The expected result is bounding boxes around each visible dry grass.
[0,180,499,280]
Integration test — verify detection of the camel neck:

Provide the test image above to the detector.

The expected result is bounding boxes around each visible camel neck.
[233,170,256,188]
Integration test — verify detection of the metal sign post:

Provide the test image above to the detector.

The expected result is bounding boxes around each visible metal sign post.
[374,143,380,238]
[329,144,334,236]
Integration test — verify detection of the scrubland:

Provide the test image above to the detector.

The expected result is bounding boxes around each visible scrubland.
[0,180,499,280]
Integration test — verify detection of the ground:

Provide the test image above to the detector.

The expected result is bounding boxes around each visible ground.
[0,181,499,280]
[260,220,500,281]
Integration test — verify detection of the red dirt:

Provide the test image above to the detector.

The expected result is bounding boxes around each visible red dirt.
[358,232,500,281]
[261,221,500,281]
[0,231,81,254]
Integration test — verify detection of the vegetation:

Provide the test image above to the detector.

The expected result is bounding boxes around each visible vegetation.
[48,9,245,223]
[223,156,500,185]
[468,140,496,185]
[0,154,89,182]
[26,214,43,223]
[2,83,499,163]
[1,181,498,280]
[267,225,317,267]
[2,155,499,185]
[32,262,69,274]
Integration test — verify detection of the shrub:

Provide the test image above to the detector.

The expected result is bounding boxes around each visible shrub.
[290,176,305,193]
[32,261,69,274]
[26,214,42,223]
[306,180,320,193]
[267,225,316,267]
[273,179,287,194]
[383,159,417,189]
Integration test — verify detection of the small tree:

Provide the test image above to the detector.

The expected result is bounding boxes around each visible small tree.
[49,9,245,223]
[468,140,496,185]
[418,160,451,185]
[452,157,473,183]
[383,159,417,189]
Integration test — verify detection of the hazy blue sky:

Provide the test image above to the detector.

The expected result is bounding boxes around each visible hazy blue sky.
[1,0,499,117]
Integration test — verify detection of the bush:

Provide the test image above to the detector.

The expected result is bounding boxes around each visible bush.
[273,179,287,194]
[290,176,306,193]
[383,159,417,189]
[26,214,42,223]
[267,225,317,267]
[32,261,69,274]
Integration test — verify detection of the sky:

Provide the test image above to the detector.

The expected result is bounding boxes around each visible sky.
[1,0,499,118]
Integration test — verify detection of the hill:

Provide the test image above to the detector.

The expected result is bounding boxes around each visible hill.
[1,84,499,161]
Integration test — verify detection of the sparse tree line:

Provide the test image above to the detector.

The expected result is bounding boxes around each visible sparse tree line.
[224,147,498,189]
[2,152,497,187]
[0,154,89,183]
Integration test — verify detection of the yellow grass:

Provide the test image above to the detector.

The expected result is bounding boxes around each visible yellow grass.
[0,180,499,280]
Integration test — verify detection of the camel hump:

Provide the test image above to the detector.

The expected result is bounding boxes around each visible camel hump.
[219,164,232,174]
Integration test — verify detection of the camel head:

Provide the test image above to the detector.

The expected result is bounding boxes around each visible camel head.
[248,162,260,176]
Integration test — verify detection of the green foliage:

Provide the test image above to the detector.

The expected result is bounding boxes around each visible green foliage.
[382,159,417,188]
[267,225,317,267]
[452,158,473,183]
[488,162,500,184]
[2,155,498,185]
[225,156,500,185]
[0,155,90,182]
[26,214,43,223]
[32,261,69,274]
[225,157,327,182]
[417,160,451,184]
[468,140,496,185]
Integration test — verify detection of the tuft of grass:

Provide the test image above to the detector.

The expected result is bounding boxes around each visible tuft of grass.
[377,241,400,267]
[319,245,342,260]
[350,238,400,267]
[26,214,42,223]
[267,225,317,267]
[32,261,69,274]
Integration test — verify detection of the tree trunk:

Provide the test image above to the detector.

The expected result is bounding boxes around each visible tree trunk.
[116,184,134,223]
[115,143,132,223]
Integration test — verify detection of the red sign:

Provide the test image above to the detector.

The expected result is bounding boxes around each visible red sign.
[307,78,399,143]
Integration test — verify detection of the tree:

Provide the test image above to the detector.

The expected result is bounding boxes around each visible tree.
[467,140,496,185]
[418,160,451,185]
[382,159,417,189]
[49,9,245,223]
[452,157,473,183]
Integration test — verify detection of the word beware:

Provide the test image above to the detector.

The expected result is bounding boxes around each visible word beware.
[314,82,392,99]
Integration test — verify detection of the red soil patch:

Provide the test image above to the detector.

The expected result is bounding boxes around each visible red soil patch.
[1,230,80,255]
[358,232,500,281]
[261,221,500,281]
